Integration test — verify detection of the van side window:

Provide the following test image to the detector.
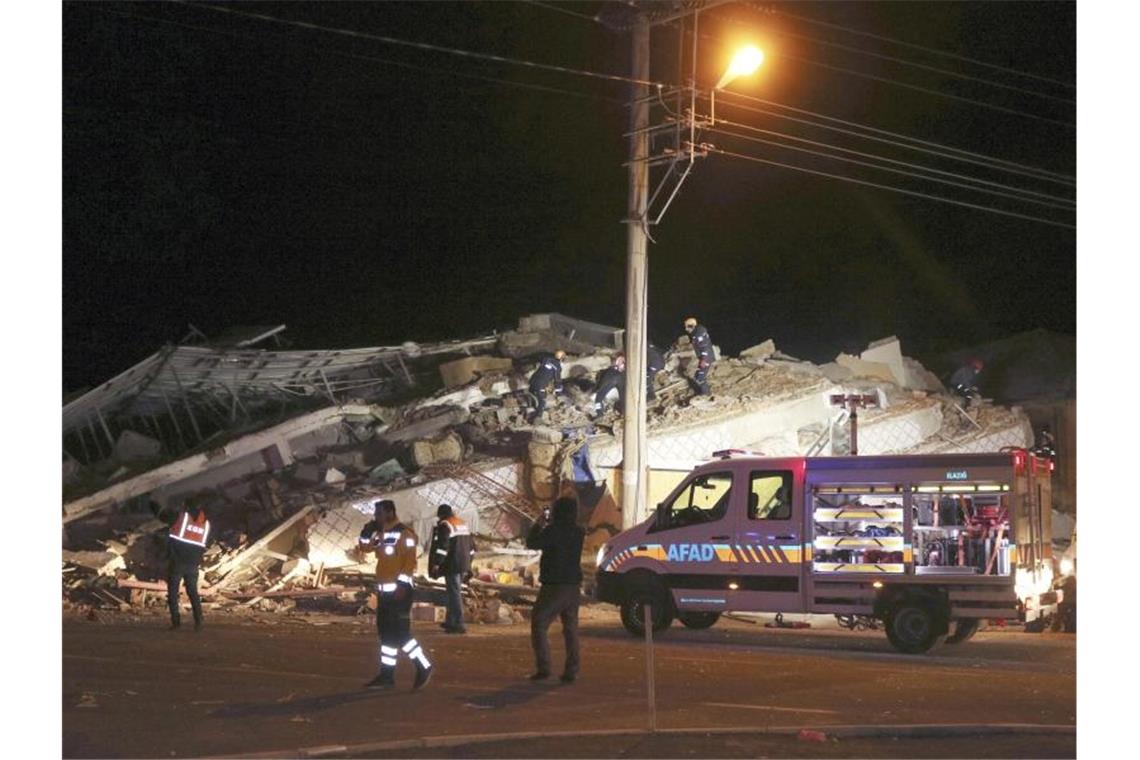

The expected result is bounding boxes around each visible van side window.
[749,471,793,520]
[651,471,733,532]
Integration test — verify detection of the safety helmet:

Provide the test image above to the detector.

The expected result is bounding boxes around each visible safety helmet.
[971,358,984,370]
[554,350,566,360]
[683,317,697,330]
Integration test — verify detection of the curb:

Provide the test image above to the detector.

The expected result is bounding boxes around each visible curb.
[217,722,1075,758]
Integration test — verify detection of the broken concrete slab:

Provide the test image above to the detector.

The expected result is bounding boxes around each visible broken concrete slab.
[860,336,910,387]
[113,430,163,462]
[835,353,898,384]
[62,550,126,576]
[819,362,855,383]
[370,459,406,482]
[439,356,515,388]
[292,462,323,484]
[324,468,346,485]
[739,339,776,363]
[382,407,470,444]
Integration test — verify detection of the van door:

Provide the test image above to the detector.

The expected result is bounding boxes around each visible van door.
[646,469,739,612]
[734,469,804,613]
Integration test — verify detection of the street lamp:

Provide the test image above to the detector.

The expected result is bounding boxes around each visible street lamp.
[710,45,764,125]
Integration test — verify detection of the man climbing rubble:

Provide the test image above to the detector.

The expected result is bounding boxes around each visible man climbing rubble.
[359,499,433,690]
[592,353,626,418]
[527,350,565,423]
[679,317,714,396]
[428,503,474,634]
[949,358,984,402]
[165,493,212,631]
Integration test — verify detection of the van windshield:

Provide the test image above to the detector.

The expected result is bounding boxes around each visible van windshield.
[652,471,733,531]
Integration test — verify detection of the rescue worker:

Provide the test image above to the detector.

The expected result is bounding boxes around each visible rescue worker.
[592,353,626,418]
[645,343,666,402]
[950,358,984,401]
[428,503,474,634]
[166,494,212,631]
[1033,426,1057,461]
[680,317,714,395]
[525,496,586,684]
[358,499,433,690]
[527,350,565,423]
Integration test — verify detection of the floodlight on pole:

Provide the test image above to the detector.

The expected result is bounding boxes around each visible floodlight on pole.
[711,45,763,125]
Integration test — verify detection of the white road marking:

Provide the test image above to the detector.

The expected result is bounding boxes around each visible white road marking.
[703,702,839,715]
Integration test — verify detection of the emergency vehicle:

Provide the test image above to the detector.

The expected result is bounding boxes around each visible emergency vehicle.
[595,449,1056,653]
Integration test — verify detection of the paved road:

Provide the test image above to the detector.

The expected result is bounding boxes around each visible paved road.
[62,610,1075,758]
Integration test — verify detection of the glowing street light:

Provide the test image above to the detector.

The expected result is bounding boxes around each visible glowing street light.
[710,45,764,125]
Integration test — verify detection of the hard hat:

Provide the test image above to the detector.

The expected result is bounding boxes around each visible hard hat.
[683,317,697,329]
[971,358,984,370]
[554,350,566,360]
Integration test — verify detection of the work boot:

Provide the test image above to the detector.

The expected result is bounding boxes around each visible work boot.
[528,671,550,681]
[412,663,433,691]
[168,617,181,631]
[560,672,577,684]
[366,667,396,690]
[193,614,203,632]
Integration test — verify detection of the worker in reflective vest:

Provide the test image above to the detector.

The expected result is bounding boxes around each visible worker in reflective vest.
[166,496,212,631]
[358,499,433,690]
[429,504,475,634]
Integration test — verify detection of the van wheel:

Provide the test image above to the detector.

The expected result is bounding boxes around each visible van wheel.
[678,611,721,629]
[885,602,946,654]
[620,588,674,637]
[945,619,981,644]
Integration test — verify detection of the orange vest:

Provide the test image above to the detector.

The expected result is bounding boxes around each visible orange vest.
[366,522,418,587]
[169,510,211,548]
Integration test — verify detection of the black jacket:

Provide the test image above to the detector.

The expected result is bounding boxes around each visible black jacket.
[529,353,563,391]
[429,516,475,576]
[688,325,713,360]
[526,507,585,585]
[646,344,666,374]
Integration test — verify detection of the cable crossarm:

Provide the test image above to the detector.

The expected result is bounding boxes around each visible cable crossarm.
[716,90,1075,187]
[181,1,667,88]
[761,3,1076,91]
[709,119,1075,209]
[706,146,1076,230]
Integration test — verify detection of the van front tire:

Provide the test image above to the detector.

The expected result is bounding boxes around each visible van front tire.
[620,587,674,637]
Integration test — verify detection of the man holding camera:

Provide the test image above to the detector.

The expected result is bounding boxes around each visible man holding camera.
[525,496,585,684]
[429,503,474,634]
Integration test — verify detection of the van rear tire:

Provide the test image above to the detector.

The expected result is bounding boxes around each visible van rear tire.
[620,588,674,637]
[885,602,946,654]
[678,611,721,629]
[945,618,981,644]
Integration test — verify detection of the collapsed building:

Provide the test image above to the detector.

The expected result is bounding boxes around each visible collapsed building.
[60,315,1043,622]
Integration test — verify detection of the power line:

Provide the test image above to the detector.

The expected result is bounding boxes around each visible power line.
[709,11,1075,106]
[707,146,1075,230]
[764,3,1076,91]
[707,123,1076,211]
[717,89,1075,186]
[521,0,601,24]
[180,1,665,87]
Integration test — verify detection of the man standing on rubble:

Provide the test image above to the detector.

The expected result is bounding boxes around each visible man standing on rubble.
[166,494,211,631]
[527,349,565,423]
[359,499,433,690]
[950,358,984,402]
[429,503,474,634]
[680,317,714,395]
[592,353,627,418]
[525,496,586,684]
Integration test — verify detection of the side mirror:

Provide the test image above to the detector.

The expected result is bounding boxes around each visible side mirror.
[654,502,668,529]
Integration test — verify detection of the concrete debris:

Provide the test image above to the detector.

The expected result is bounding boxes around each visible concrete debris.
[113,430,163,463]
[63,317,1049,618]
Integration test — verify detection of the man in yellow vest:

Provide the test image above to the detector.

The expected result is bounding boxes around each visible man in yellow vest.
[166,494,212,631]
[358,499,433,690]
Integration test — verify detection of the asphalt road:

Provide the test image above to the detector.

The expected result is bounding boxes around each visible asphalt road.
[62,609,1075,758]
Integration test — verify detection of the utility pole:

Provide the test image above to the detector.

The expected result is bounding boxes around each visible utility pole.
[621,15,650,530]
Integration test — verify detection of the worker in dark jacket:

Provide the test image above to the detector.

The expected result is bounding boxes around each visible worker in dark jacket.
[592,353,627,418]
[527,350,566,423]
[166,495,212,631]
[525,496,586,683]
[646,343,666,401]
[429,503,475,634]
[681,317,714,395]
[950,358,984,401]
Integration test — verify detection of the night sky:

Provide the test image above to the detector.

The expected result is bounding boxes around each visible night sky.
[62,1,1076,393]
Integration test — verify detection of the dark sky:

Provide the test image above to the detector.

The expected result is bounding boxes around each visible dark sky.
[62,1,1076,393]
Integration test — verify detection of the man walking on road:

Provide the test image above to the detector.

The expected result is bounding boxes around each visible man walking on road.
[166,494,212,631]
[429,503,474,634]
[525,496,586,684]
[359,499,433,690]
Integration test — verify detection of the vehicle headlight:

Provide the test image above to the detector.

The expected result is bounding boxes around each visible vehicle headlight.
[1060,557,1074,576]
[595,545,608,569]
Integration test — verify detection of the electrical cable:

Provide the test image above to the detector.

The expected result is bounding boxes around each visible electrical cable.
[716,89,1075,186]
[180,1,666,87]
[708,11,1075,106]
[761,3,1076,90]
[83,4,623,105]
[705,145,1075,229]
[706,124,1076,211]
[521,0,601,24]
[710,118,1075,208]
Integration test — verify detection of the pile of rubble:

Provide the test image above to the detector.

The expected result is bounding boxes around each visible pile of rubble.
[61,314,1036,623]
